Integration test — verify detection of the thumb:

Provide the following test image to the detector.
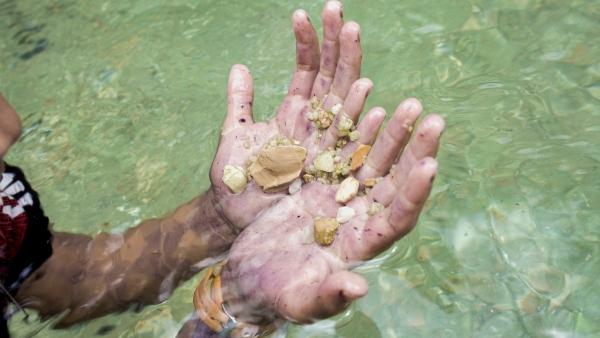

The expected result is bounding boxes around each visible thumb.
[223,64,254,133]
[316,270,368,319]
[276,270,368,323]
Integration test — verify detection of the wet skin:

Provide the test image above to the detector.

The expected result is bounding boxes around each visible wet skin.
[207,0,445,329]
[1,0,444,334]
[0,96,23,173]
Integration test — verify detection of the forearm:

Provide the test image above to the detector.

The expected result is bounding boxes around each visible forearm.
[0,94,23,159]
[15,189,238,327]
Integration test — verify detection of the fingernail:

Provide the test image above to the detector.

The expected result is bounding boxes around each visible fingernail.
[401,99,420,113]
[326,1,342,11]
[294,9,308,21]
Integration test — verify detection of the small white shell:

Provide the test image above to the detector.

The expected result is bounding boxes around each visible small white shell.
[314,151,335,173]
[331,103,343,115]
[368,202,384,216]
[288,178,302,195]
[336,206,356,223]
[335,176,359,203]
[222,165,248,194]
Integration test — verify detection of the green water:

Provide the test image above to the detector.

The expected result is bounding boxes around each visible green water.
[1,0,599,337]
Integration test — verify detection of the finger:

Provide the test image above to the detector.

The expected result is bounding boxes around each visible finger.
[356,98,422,180]
[223,64,254,132]
[348,158,438,260]
[322,22,362,109]
[277,10,320,138]
[339,107,386,158]
[368,114,444,205]
[278,269,367,323]
[321,78,373,149]
[311,1,344,99]
[315,271,367,318]
[356,107,386,144]
[287,10,320,99]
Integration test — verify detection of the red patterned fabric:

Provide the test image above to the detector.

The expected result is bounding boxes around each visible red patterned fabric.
[0,195,29,275]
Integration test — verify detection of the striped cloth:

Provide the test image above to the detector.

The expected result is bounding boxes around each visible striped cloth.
[0,164,52,294]
[0,171,33,280]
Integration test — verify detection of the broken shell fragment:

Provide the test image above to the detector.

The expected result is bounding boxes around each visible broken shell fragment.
[314,217,340,246]
[363,177,381,187]
[288,178,302,195]
[331,103,343,115]
[222,165,248,194]
[368,202,384,216]
[336,176,359,203]
[351,144,371,171]
[314,151,336,173]
[303,174,315,183]
[338,115,354,132]
[336,206,356,223]
[349,130,360,142]
[248,144,307,191]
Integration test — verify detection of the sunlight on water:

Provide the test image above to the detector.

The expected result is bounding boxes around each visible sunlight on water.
[1,0,599,337]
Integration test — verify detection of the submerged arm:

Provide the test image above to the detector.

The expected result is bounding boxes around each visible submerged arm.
[0,95,23,173]
[15,190,237,327]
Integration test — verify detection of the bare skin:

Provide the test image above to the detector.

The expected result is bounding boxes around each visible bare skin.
[0,95,23,173]
[182,1,444,335]
[2,0,444,335]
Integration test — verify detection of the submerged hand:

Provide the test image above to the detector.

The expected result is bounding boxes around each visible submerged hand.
[210,0,447,326]
[221,107,443,325]
[194,0,445,333]
[211,1,375,230]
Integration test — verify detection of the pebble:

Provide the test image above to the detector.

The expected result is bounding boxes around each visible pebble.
[336,176,359,203]
[336,206,356,223]
[222,165,247,194]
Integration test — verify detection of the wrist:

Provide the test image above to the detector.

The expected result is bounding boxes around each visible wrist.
[206,188,240,237]
[194,260,278,337]
[186,190,239,251]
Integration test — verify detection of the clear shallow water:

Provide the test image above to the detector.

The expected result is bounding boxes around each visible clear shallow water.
[1,0,599,337]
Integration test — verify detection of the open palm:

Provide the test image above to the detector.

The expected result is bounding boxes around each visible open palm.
[222,108,443,325]
[211,2,377,229]
[207,0,444,328]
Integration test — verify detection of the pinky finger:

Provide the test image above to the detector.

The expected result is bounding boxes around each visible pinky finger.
[387,157,438,232]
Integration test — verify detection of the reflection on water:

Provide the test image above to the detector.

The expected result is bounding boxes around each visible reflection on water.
[1,0,599,337]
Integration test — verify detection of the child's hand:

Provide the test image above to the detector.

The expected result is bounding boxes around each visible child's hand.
[0,95,23,170]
